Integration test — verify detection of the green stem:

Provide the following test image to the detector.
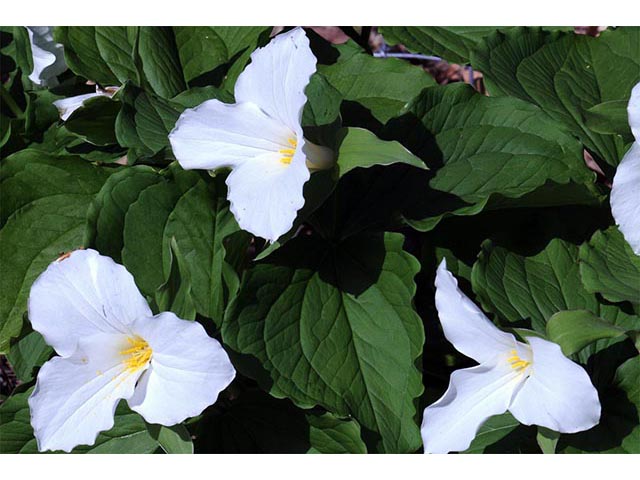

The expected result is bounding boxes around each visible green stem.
[0,84,24,118]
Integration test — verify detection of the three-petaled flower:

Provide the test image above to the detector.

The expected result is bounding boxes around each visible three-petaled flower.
[169,27,333,243]
[421,260,601,454]
[611,81,640,255]
[28,249,236,452]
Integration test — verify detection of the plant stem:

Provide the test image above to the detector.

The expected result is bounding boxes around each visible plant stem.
[0,84,23,118]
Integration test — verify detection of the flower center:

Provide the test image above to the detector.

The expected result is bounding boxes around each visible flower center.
[508,349,530,372]
[120,336,152,373]
[279,137,297,165]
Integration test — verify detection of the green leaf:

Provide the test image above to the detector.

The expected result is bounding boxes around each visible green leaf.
[93,27,140,84]
[403,83,593,207]
[473,27,640,167]
[472,239,640,338]
[307,413,367,454]
[85,165,163,262]
[319,41,435,123]
[147,423,193,454]
[302,73,342,127]
[6,331,51,383]
[0,388,159,453]
[546,310,628,356]
[462,412,527,453]
[64,95,120,146]
[579,227,640,304]
[138,27,186,98]
[537,427,560,454]
[380,26,503,64]
[336,127,427,177]
[584,100,631,136]
[0,151,111,352]
[174,26,270,84]
[223,232,424,453]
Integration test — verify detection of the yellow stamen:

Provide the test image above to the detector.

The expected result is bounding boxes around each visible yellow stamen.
[279,137,297,164]
[120,336,152,373]
[508,349,530,372]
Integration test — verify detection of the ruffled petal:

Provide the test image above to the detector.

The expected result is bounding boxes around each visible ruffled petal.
[26,26,66,86]
[628,82,640,142]
[28,249,152,357]
[126,312,235,426]
[509,336,601,433]
[611,143,640,255]
[29,333,146,452]
[234,27,316,132]
[169,100,294,171]
[225,136,310,242]
[421,362,524,453]
[435,259,517,363]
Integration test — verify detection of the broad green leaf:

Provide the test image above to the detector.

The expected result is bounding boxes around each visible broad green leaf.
[223,232,424,453]
[584,100,631,137]
[0,388,159,453]
[403,83,593,207]
[173,26,270,84]
[380,26,504,64]
[462,412,528,453]
[302,73,342,127]
[64,95,120,146]
[319,41,435,123]
[307,413,367,454]
[546,310,628,356]
[579,227,640,304]
[85,165,163,262]
[0,151,111,352]
[537,427,560,454]
[138,27,186,98]
[473,27,640,167]
[336,127,426,177]
[472,239,640,338]
[147,423,193,454]
[93,27,140,84]
[6,331,51,383]
[163,176,249,323]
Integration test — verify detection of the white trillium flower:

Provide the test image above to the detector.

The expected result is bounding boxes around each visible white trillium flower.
[169,27,333,243]
[26,26,67,86]
[53,85,120,121]
[27,249,236,452]
[611,82,640,255]
[421,260,601,454]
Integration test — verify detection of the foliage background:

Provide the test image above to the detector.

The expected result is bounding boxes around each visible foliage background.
[0,26,638,454]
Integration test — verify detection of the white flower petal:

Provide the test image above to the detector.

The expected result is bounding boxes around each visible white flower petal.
[28,249,152,357]
[435,259,517,363]
[29,333,145,452]
[169,100,295,171]
[225,138,310,242]
[126,312,235,425]
[26,26,66,86]
[53,87,118,121]
[611,143,640,255]
[628,82,640,142]
[235,27,316,132]
[509,336,601,433]
[421,362,523,453]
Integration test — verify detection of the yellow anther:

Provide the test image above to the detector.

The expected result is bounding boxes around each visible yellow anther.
[279,137,297,164]
[508,349,530,372]
[120,336,152,373]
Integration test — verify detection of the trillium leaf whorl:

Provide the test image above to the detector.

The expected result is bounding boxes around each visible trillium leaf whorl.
[169,27,333,243]
[611,82,640,255]
[421,260,601,454]
[27,249,235,452]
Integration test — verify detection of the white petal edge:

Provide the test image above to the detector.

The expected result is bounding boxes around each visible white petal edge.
[435,259,517,363]
[28,249,152,357]
[421,362,524,454]
[629,82,640,142]
[234,27,316,132]
[53,86,118,121]
[509,336,601,433]
[29,333,146,452]
[169,100,295,171]
[611,142,640,255]
[127,312,236,426]
[26,26,66,86]
[225,136,310,242]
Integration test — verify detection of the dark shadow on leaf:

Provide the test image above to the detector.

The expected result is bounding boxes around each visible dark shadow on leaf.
[188,49,247,89]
